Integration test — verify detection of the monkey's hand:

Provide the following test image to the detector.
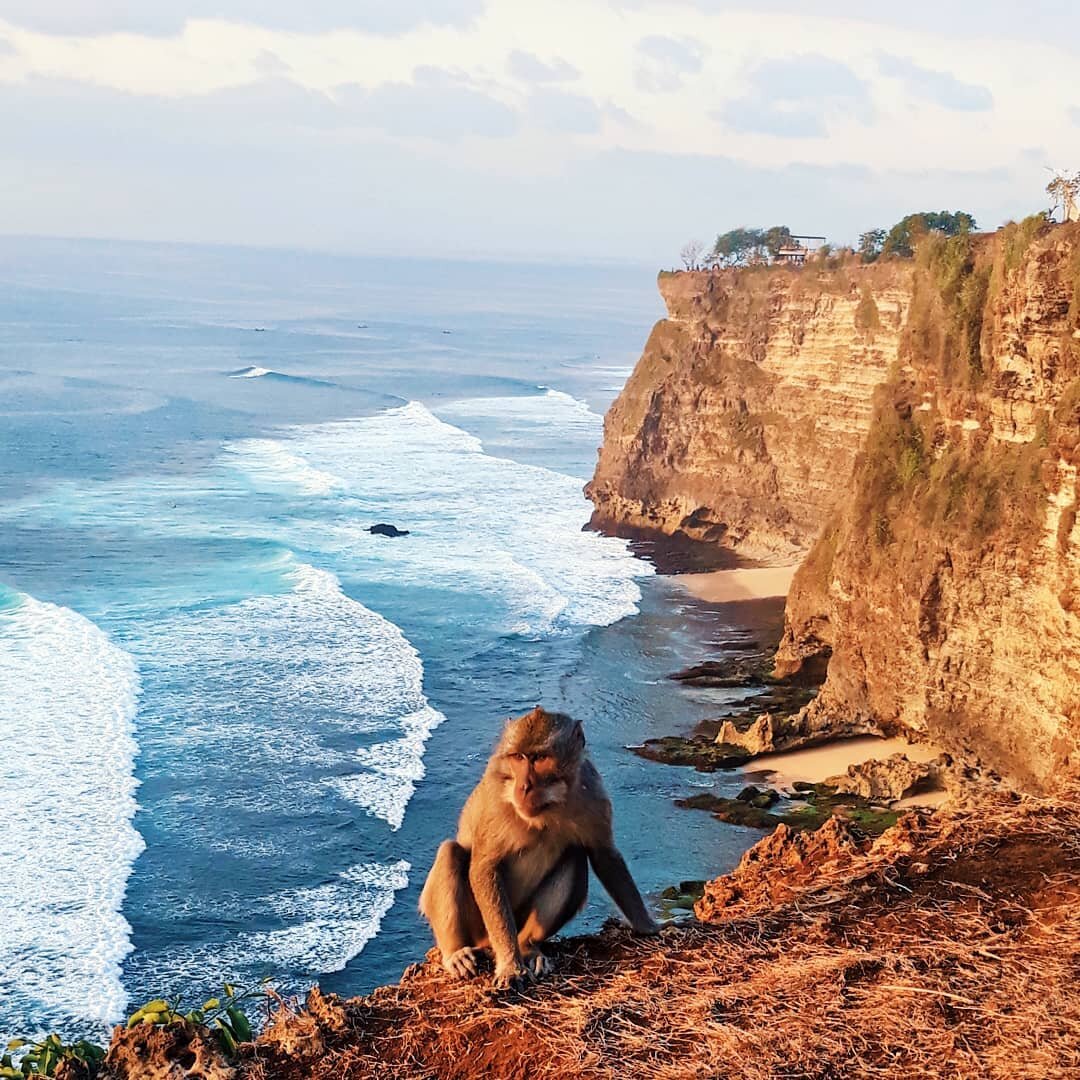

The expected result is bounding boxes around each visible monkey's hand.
[492,958,534,991]
[443,946,485,980]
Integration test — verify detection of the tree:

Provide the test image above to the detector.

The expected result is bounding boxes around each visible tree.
[858,228,886,263]
[881,210,976,258]
[762,225,793,259]
[680,239,706,270]
[1046,171,1080,222]
[710,225,792,266]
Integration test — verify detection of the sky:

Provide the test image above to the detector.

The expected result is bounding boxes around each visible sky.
[1,0,1079,262]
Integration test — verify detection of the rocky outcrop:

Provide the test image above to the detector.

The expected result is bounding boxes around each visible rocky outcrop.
[824,752,948,801]
[586,261,912,560]
[593,222,1080,792]
[778,222,1080,792]
[94,791,1080,1079]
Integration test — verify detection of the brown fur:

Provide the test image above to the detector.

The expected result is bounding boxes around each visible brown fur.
[419,707,658,989]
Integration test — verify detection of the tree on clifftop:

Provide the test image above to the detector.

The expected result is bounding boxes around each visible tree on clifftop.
[858,228,887,263]
[710,225,792,266]
[679,239,706,270]
[881,210,976,258]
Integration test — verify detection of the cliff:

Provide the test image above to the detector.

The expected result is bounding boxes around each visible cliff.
[96,789,1080,1079]
[586,261,913,560]
[589,224,1080,792]
[778,221,1080,792]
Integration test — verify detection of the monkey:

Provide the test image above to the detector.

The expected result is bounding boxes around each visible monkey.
[419,706,659,990]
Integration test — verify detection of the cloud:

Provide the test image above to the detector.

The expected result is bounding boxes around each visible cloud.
[1070,106,1080,126]
[633,35,706,93]
[336,67,517,141]
[528,89,602,134]
[0,35,14,56]
[877,53,992,111]
[506,50,579,83]
[0,0,484,36]
[716,54,872,137]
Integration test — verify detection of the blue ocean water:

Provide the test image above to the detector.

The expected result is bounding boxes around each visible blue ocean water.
[0,238,763,1043]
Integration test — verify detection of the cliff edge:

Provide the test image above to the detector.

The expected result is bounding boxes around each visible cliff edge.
[778,222,1080,791]
[588,223,1080,792]
[586,261,913,560]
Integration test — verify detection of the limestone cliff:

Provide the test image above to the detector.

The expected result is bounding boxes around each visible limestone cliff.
[590,222,1080,792]
[778,221,1080,792]
[586,261,913,559]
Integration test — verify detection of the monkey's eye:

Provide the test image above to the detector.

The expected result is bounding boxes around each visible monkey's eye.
[507,752,526,761]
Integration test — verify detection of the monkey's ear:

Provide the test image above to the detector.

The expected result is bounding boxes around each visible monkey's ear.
[572,720,586,750]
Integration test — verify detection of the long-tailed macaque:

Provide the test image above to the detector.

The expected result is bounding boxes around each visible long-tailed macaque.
[419,707,659,989]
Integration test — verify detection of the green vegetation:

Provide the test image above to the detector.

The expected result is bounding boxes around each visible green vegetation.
[882,210,976,258]
[710,225,793,267]
[677,783,901,837]
[858,228,886,263]
[1001,213,1051,274]
[1,984,265,1078]
[2,1036,104,1078]
[858,210,976,264]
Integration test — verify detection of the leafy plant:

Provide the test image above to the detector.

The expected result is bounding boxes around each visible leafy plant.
[1,1035,105,1077]
[125,981,262,1057]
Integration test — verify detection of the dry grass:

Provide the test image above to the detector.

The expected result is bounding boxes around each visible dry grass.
[244,789,1080,1080]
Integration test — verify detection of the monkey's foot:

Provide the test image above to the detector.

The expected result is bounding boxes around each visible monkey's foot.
[443,946,486,979]
[492,960,534,991]
[522,949,553,978]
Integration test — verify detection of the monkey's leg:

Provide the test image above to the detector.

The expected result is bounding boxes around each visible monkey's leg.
[515,846,589,976]
[419,840,489,978]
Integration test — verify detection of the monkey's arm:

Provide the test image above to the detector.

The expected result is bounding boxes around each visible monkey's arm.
[588,844,660,935]
[467,855,528,986]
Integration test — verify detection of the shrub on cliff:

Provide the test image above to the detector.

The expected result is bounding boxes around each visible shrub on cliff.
[881,210,976,258]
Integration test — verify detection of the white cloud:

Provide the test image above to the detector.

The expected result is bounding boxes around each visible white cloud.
[0,0,1076,256]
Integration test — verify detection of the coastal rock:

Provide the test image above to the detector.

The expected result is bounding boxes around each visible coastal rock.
[259,987,351,1061]
[592,222,1080,792]
[712,708,875,757]
[777,222,1080,792]
[99,1022,236,1080]
[369,523,410,537]
[586,262,912,560]
[695,817,866,920]
[825,752,948,802]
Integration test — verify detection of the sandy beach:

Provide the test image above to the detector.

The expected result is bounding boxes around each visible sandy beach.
[677,565,798,603]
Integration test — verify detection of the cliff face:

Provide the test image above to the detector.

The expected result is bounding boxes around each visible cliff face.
[591,223,1080,791]
[778,222,1080,791]
[586,262,913,560]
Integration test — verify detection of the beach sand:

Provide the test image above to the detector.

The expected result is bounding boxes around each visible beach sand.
[744,735,948,808]
[677,565,798,603]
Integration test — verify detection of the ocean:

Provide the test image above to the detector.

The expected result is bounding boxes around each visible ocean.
[0,238,761,1043]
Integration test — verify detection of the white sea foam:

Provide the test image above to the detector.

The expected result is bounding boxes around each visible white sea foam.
[226,400,650,637]
[131,561,444,831]
[436,387,603,437]
[0,588,142,1037]
[123,859,411,997]
[221,438,342,496]
[229,365,272,378]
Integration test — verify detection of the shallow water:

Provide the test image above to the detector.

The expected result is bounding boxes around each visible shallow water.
[0,239,762,1040]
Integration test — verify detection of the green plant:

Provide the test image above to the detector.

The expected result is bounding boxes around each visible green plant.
[1,1035,105,1078]
[125,982,262,1056]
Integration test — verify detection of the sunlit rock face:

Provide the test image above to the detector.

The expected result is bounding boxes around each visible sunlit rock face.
[592,224,1080,792]
[586,261,912,560]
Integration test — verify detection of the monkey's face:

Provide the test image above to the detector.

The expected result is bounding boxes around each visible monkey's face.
[502,751,571,824]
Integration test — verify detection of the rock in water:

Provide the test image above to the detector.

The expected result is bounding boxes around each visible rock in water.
[369,523,410,537]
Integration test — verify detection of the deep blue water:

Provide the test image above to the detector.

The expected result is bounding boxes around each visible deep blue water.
[0,238,764,1042]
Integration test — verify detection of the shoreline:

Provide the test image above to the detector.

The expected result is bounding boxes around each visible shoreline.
[674,565,798,604]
